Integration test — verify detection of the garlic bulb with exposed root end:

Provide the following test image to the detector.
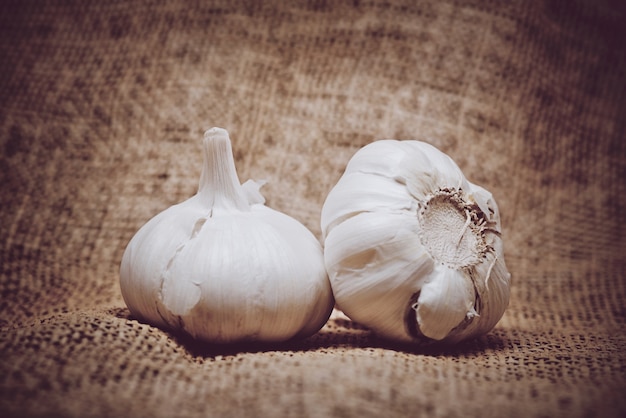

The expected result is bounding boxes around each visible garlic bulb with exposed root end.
[321,139,511,344]
[120,127,334,344]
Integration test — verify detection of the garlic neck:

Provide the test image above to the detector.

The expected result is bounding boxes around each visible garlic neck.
[417,188,488,269]
[198,127,249,211]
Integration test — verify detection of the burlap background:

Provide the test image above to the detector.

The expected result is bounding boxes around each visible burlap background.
[1,0,625,417]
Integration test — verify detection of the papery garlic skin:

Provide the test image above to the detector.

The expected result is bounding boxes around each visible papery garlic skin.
[120,128,334,343]
[321,140,511,344]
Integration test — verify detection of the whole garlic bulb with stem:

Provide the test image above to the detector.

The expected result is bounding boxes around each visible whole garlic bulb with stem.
[120,127,334,344]
[321,139,511,345]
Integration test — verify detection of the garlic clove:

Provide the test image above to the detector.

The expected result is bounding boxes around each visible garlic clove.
[324,210,434,342]
[412,265,476,340]
[120,201,207,328]
[255,206,334,338]
[459,246,511,341]
[398,140,468,202]
[342,139,408,178]
[320,171,415,239]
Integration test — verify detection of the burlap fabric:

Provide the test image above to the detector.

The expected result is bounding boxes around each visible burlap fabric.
[1,0,625,417]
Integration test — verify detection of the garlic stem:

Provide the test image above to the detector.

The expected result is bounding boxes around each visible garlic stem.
[198,127,249,211]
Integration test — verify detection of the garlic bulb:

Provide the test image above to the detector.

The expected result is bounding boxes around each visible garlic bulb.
[321,139,511,344]
[120,127,334,343]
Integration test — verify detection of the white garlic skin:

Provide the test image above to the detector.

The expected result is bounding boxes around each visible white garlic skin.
[321,139,511,344]
[120,128,334,343]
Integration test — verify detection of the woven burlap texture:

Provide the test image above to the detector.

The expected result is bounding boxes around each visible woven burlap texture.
[1,0,625,417]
